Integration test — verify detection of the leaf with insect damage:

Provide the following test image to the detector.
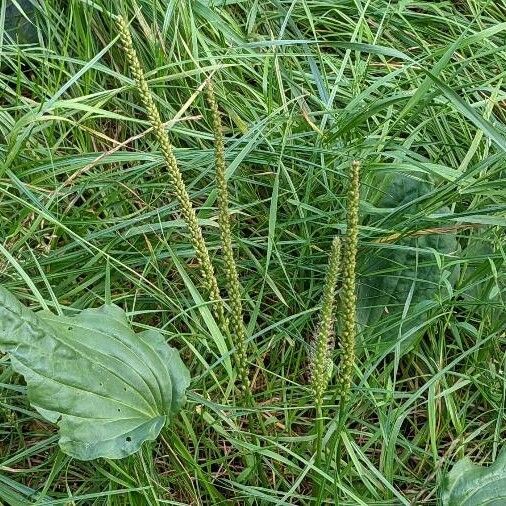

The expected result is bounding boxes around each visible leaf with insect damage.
[0,286,190,460]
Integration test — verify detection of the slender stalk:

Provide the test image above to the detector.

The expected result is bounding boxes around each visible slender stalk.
[205,84,268,494]
[309,237,341,492]
[115,16,226,331]
[205,81,252,399]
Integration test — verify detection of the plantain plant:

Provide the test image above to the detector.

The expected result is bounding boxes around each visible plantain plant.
[0,17,361,466]
[116,16,254,397]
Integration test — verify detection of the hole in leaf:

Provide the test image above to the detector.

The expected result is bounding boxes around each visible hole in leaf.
[126,436,131,442]
[67,326,72,331]
[117,408,121,412]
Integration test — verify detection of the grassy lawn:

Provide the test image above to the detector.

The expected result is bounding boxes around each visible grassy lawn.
[0,0,505,504]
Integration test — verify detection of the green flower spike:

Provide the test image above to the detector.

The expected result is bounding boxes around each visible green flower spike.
[338,160,360,400]
[116,15,226,331]
[205,81,252,398]
[310,237,341,408]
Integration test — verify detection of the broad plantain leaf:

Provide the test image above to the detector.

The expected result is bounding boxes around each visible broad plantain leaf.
[358,173,459,353]
[0,286,190,460]
[442,449,506,505]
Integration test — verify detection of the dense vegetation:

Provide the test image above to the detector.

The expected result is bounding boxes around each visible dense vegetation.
[0,0,505,504]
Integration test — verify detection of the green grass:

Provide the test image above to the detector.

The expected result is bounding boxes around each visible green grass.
[1,0,505,503]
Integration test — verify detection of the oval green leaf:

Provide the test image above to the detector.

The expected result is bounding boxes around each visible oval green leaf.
[358,173,459,353]
[0,286,190,460]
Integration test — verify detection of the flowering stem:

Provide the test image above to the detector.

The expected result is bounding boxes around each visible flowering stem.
[338,160,360,403]
[205,81,252,400]
[333,160,360,483]
[115,15,226,332]
[309,236,341,493]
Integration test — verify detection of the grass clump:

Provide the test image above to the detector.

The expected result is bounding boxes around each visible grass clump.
[0,1,505,505]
